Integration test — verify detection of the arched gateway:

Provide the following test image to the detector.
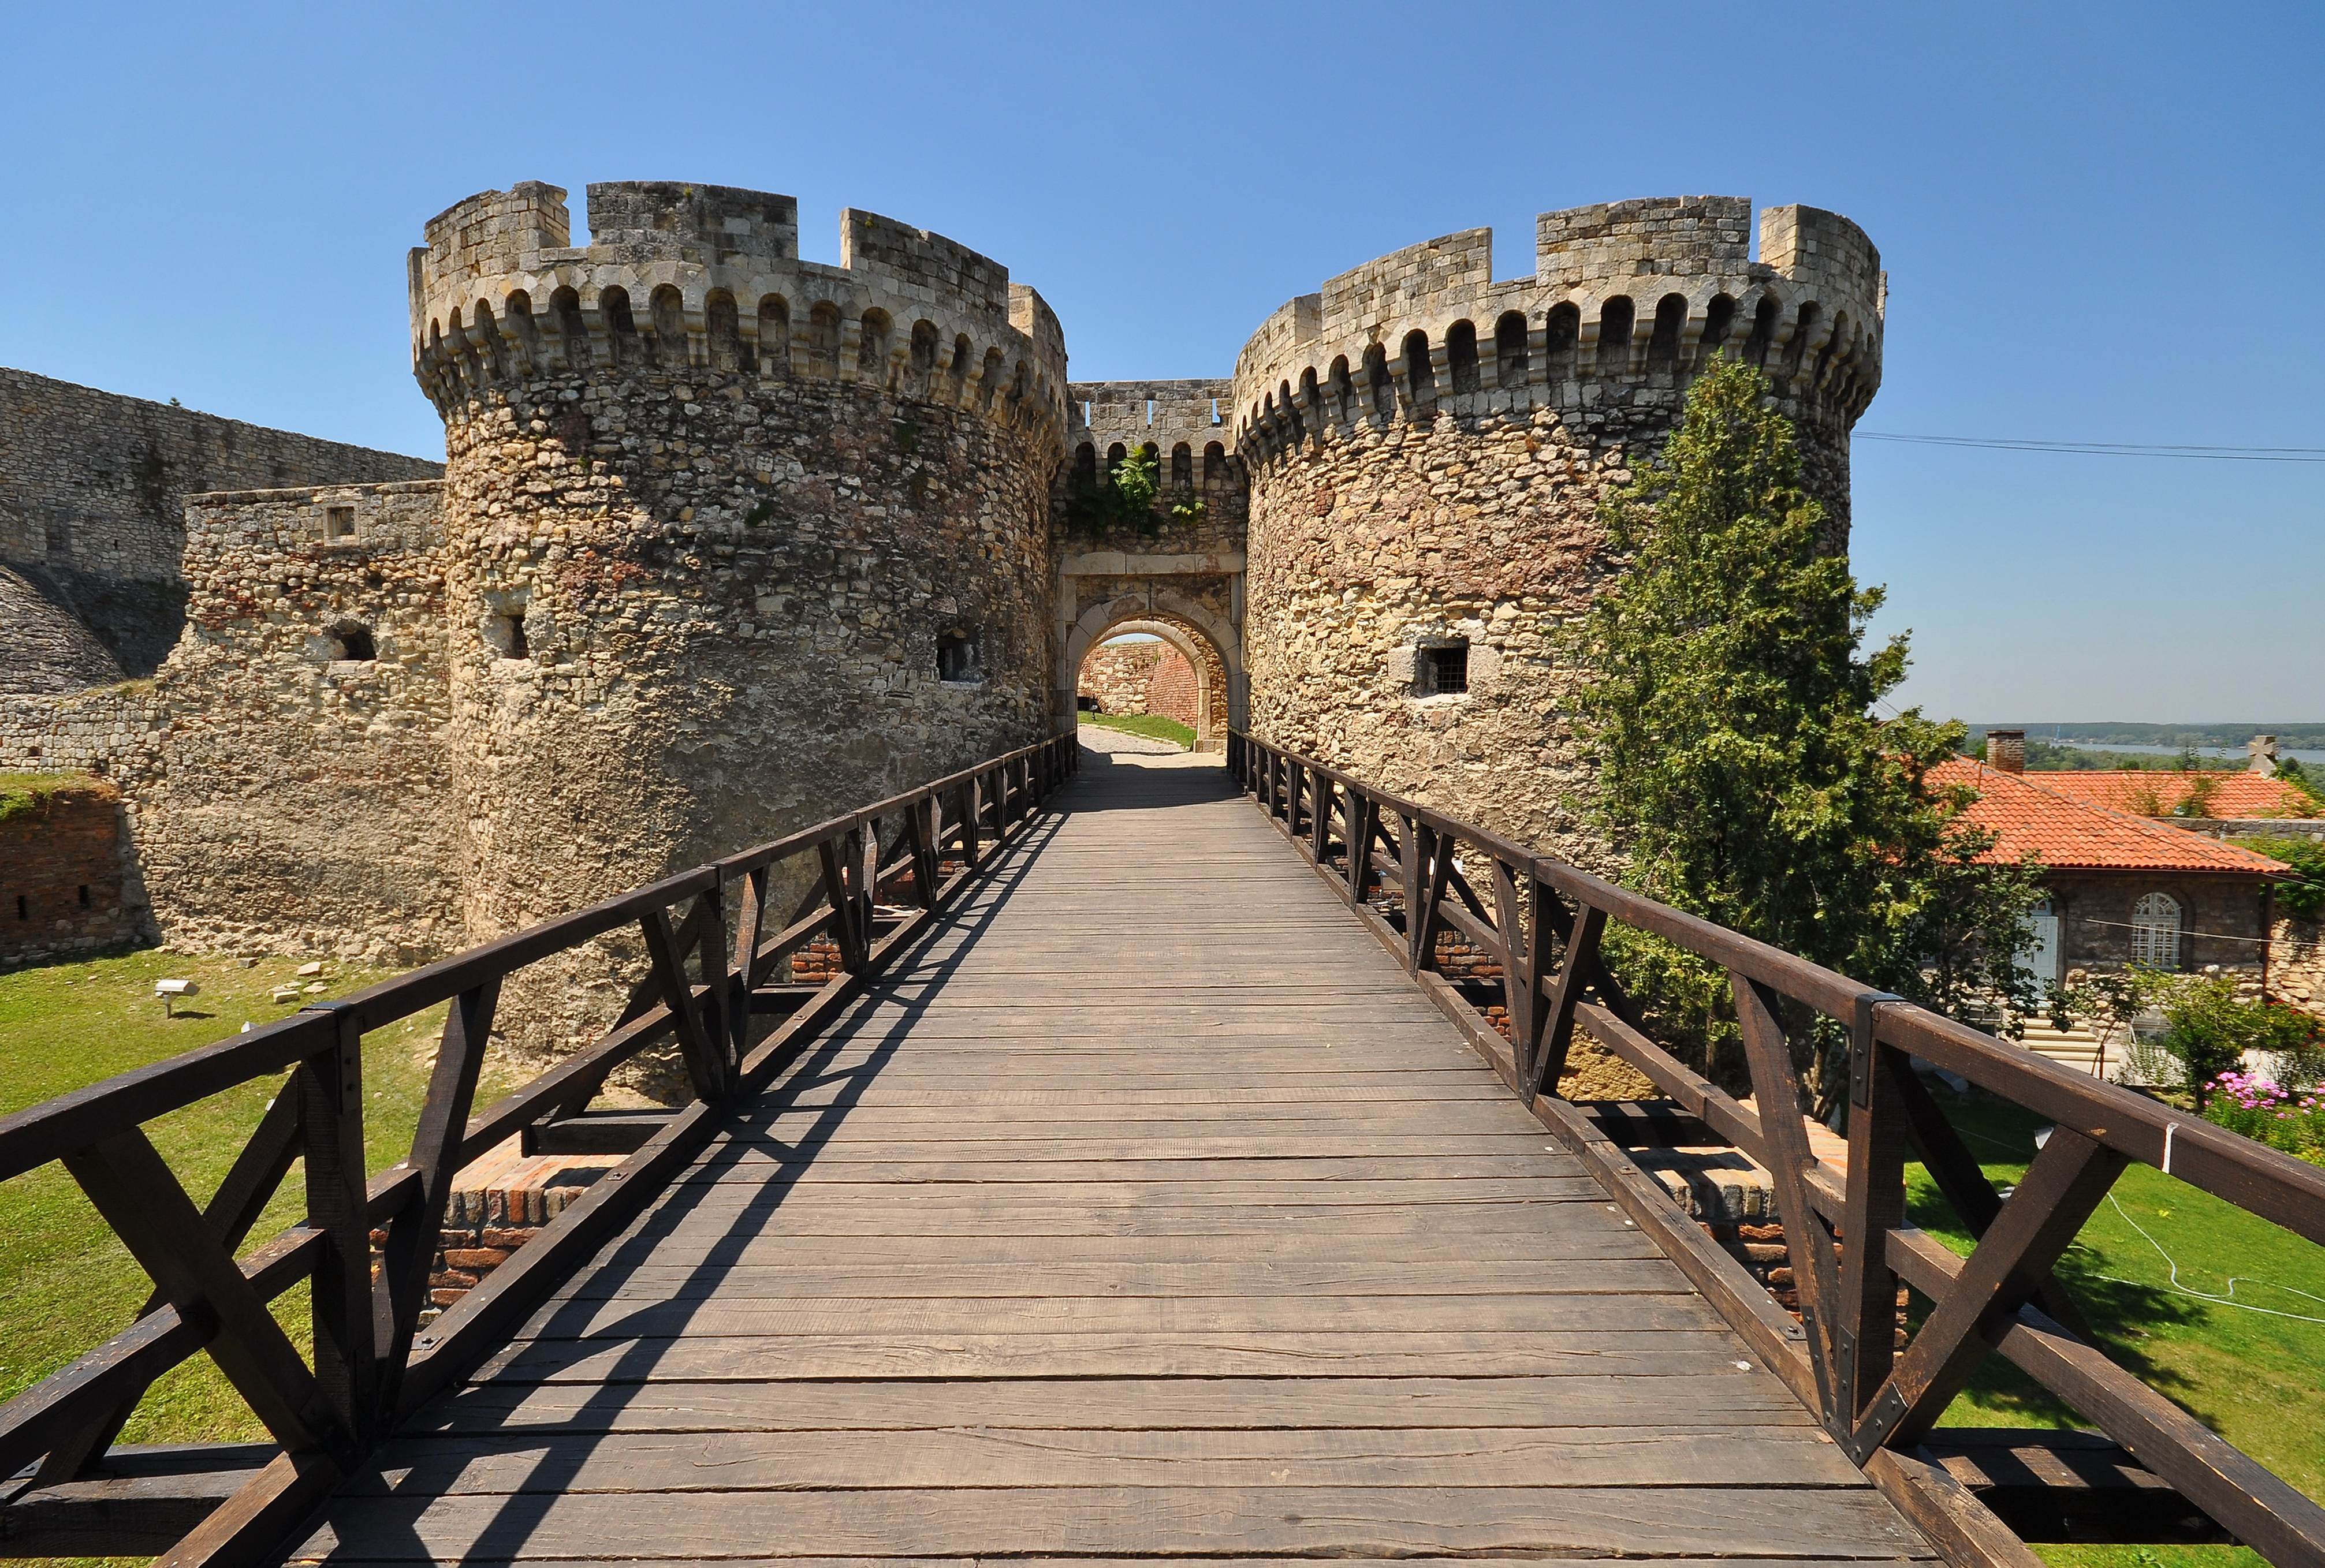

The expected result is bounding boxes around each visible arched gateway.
[1051,379,1246,752]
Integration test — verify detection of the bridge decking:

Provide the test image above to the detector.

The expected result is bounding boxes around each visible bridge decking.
[294,745,1930,1565]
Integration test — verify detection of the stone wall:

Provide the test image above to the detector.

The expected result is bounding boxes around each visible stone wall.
[1234,197,1883,868]
[0,367,440,689]
[1079,640,1162,713]
[0,777,140,965]
[1078,639,1201,730]
[0,481,460,963]
[409,181,1067,1065]
[2271,915,2323,1014]
[2048,871,2272,979]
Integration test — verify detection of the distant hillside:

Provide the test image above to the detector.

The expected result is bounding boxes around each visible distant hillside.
[1971,723,2325,749]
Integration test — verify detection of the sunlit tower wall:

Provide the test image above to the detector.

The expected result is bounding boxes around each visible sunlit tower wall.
[1232,196,1883,866]
[409,179,1066,1060]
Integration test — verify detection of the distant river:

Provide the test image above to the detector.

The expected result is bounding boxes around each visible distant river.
[2054,741,2325,766]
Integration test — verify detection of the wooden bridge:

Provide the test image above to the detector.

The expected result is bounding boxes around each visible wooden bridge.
[3,735,2323,1568]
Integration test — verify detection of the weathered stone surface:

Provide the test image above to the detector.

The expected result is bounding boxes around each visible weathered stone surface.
[0,367,438,688]
[1232,196,1883,867]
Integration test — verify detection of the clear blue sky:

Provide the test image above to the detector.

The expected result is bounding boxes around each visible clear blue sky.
[4,1,2316,723]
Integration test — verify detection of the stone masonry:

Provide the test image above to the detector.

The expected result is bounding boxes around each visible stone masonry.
[1079,638,1202,731]
[0,367,438,690]
[1233,197,1883,865]
[1,187,1885,1070]
[406,181,1067,1062]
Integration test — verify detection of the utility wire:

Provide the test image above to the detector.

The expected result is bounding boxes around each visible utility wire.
[1858,432,2325,462]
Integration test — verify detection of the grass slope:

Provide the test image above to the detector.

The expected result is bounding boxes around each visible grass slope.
[1079,711,1195,748]
[1909,1090,2323,1567]
[0,949,518,1456]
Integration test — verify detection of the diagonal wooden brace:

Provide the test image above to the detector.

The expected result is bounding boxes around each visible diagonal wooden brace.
[1731,971,1846,1431]
[1848,1124,2128,1461]
[1529,900,1605,1101]
[61,1129,344,1461]
[641,902,730,1103]
[1893,1063,2096,1342]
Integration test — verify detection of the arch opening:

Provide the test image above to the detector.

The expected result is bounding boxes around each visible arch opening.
[1073,615,1232,753]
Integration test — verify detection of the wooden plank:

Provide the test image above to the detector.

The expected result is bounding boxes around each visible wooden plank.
[295,1484,1927,1561]
[478,1331,1771,1383]
[542,1259,1692,1300]
[413,1374,1818,1434]
[348,1424,1869,1495]
[513,1291,1719,1341]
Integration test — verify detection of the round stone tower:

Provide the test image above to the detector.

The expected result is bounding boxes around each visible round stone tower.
[409,180,1065,1050]
[1232,196,1883,867]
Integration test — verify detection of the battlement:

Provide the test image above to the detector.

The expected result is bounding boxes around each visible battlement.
[408,180,1066,447]
[1232,194,1885,461]
[1065,380,1238,482]
[1534,196,1752,286]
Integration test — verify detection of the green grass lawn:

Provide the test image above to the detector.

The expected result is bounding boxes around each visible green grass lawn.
[1078,710,1195,749]
[1906,1085,2324,1565]
[0,947,521,1460]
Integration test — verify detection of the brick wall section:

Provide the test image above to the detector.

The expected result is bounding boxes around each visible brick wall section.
[1144,645,1200,729]
[0,367,439,688]
[0,779,139,964]
[1079,640,1163,714]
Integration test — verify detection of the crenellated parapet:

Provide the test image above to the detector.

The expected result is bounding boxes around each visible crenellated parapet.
[408,181,1069,447]
[1064,379,1240,490]
[1232,196,1883,465]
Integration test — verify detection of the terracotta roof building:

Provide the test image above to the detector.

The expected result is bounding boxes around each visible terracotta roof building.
[2022,770,2318,820]
[1931,756,2288,985]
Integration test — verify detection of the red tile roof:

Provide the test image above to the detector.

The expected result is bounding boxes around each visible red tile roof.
[2024,770,2318,819]
[1928,760,2290,874]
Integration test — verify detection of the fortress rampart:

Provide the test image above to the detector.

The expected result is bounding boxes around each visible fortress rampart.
[0,182,1885,1085]
[0,480,457,962]
[1053,379,1250,751]
[406,180,1068,1065]
[0,368,439,691]
[1234,196,1884,863]
[409,181,1067,446]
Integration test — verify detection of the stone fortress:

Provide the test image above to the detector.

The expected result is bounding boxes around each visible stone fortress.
[1,182,1884,1033]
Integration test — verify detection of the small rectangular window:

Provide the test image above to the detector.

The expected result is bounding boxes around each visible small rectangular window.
[78,884,91,908]
[1420,643,1469,696]
[43,525,68,555]
[325,506,357,540]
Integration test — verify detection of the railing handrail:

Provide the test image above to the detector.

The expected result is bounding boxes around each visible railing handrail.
[1229,731,2325,1234]
[1228,729,2325,1568]
[0,734,1065,1181]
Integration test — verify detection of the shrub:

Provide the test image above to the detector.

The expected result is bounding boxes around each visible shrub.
[2240,834,2325,920]
[2153,976,2323,1108]
[2203,1069,2325,1166]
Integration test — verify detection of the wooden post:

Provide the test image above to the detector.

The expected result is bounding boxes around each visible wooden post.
[374,980,500,1424]
[297,1009,379,1448]
[1836,1009,1909,1427]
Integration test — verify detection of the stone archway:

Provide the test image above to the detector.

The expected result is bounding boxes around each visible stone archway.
[1077,618,1223,749]
[1060,590,1245,754]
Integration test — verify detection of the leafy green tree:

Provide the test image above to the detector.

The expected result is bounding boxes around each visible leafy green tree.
[1067,447,1163,536]
[1570,354,2047,1110]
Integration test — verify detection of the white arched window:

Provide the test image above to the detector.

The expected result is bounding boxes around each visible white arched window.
[2130,892,2181,969]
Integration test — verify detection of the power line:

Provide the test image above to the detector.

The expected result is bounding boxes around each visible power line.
[1857,432,2325,462]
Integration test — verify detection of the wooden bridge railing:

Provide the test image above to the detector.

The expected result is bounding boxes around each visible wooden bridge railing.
[1228,731,2325,1568]
[0,732,1080,1566]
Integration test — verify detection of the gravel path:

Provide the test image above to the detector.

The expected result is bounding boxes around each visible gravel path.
[1076,725,1187,756]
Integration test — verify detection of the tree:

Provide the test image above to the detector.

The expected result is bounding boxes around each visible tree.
[1067,447,1166,536]
[1570,354,2047,1111]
